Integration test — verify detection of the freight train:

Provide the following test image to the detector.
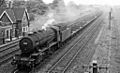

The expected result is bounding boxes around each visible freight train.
[11,11,102,71]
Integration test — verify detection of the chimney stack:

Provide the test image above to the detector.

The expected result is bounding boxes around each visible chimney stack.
[6,0,13,8]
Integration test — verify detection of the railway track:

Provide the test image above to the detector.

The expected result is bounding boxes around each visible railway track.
[46,14,103,73]
[62,28,101,73]
[0,39,20,66]
[12,13,102,73]
[0,12,100,67]
[13,15,101,73]
[28,13,99,73]
[63,21,102,73]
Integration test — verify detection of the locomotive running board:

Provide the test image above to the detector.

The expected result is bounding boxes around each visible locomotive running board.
[39,42,58,52]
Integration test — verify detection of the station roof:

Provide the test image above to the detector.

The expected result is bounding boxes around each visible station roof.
[0,7,28,23]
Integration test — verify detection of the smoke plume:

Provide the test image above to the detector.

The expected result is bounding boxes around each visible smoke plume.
[29,0,90,31]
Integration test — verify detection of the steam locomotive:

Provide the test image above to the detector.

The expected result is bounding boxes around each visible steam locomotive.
[11,11,102,71]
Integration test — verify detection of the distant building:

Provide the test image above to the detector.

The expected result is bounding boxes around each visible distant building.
[0,7,29,44]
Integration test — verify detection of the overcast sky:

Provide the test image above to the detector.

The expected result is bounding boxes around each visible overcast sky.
[43,0,120,6]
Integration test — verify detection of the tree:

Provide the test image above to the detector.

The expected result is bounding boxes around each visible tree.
[0,0,4,7]
[0,0,6,7]
[12,0,26,8]
[12,0,48,15]
[49,0,65,11]
[27,0,48,15]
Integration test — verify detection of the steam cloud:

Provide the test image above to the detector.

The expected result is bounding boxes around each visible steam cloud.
[29,0,90,32]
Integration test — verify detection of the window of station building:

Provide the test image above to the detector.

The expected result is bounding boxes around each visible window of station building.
[12,28,15,37]
[22,27,26,32]
[6,30,9,38]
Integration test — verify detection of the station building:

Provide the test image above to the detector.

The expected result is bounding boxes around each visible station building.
[0,7,29,45]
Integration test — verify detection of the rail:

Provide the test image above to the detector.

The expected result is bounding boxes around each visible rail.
[0,39,20,66]
[46,14,103,73]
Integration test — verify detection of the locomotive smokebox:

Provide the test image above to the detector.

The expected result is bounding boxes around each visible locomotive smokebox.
[19,37,34,53]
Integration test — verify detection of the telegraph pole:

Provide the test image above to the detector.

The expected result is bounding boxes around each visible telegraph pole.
[109,8,112,30]
[107,8,112,73]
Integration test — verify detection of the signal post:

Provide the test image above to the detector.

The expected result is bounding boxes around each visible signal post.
[82,60,108,73]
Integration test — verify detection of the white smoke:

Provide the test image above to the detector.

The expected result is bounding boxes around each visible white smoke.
[30,0,90,32]
[41,19,55,30]
[42,13,55,30]
[43,0,54,4]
